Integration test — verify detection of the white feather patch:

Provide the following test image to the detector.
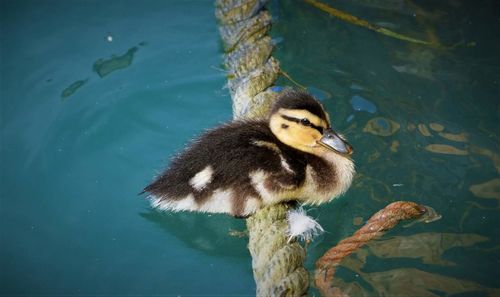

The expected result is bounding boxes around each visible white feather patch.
[189,166,214,191]
[286,207,324,242]
[198,188,233,213]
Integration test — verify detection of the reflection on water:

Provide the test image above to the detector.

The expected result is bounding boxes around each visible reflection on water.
[93,46,139,78]
[274,0,499,295]
[359,232,488,266]
[331,232,500,296]
[470,178,500,200]
[363,117,400,136]
[60,43,145,100]
[60,79,88,99]
[335,262,500,297]
[140,210,249,258]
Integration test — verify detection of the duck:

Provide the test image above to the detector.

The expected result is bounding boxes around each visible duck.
[143,89,355,218]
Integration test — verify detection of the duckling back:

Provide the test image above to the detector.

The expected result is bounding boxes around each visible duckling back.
[143,119,354,217]
[144,121,285,217]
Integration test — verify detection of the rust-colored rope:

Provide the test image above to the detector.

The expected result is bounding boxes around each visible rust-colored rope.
[315,201,429,296]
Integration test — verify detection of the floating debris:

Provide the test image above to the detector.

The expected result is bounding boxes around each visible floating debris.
[429,123,444,132]
[390,140,400,152]
[350,95,377,113]
[425,144,468,155]
[60,79,88,99]
[363,117,400,136]
[417,123,432,136]
[469,178,500,200]
[93,46,138,78]
[438,132,468,142]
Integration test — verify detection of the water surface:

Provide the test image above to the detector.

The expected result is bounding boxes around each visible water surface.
[1,0,499,296]
[1,1,254,295]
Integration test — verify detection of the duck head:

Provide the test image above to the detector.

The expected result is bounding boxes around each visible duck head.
[269,90,353,157]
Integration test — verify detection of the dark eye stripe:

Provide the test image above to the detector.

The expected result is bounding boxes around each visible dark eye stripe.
[281,115,300,123]
[281,115,324,134]
[312,125,324,134]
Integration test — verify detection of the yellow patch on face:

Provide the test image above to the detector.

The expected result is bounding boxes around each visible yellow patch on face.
[279,109,327,128]
[269,108,330,155]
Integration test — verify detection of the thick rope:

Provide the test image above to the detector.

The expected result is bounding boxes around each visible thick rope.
[215,3,441,296]
[215,0,309,296]
[247,204,309,296]
[315,201,435,297]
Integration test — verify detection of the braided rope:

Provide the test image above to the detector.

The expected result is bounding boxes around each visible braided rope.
[215,3,438,296]
[215,1,309,296]
[315,201,429,296]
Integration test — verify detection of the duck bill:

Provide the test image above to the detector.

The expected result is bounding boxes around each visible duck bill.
[319,128,353,155]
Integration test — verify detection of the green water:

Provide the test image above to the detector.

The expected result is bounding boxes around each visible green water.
[1,0,499,296]
[273,1,499,295]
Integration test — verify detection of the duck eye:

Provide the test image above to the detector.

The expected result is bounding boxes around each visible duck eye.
[300,118,310,126]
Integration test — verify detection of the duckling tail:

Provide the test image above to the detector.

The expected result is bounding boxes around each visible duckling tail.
[139,182,157,196]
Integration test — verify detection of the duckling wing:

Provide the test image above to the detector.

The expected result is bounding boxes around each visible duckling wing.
[143,121,306,217]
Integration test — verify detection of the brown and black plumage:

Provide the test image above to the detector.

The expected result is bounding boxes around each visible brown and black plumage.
[143,90,355,217]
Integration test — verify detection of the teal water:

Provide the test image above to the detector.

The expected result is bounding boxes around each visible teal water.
[1,0,499,296]
[1,1,253,295]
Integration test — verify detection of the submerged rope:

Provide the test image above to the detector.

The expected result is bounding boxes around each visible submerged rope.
[215,0,309,296]
[315,201,437,296]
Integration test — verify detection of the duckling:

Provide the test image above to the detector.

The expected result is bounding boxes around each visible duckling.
[143,90,354,217]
